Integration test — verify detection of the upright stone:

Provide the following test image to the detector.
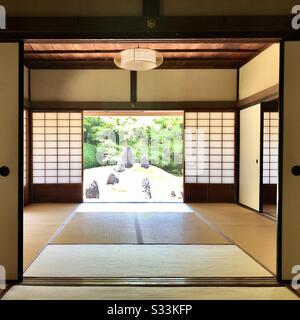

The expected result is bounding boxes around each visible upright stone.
[115,157,125,172]
[142,177,152,199]
[140,153,150,169]
[122,146,134,168]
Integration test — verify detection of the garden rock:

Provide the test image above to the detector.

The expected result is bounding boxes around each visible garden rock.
[122,146,134,168]
[107,173,119,185]
[115,157,125,172]
[140,154,150,169]
[85,180,100,199]
[142,177,152,199]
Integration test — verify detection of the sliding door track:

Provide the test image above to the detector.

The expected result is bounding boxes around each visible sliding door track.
[22,276,279,287]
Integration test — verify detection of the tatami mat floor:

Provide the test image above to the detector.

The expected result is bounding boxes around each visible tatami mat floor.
[24,203,276,274]
[52,212,230,245]
[24,244,270,278]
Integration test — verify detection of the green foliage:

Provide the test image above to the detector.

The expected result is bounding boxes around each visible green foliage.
[83,116,183,176]
[83,143,99,169]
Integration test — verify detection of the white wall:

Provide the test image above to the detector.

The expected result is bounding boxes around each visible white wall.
[31,69,237,103]
[0,43,20,280]
[281,41,300,280]
[239,44,280,100]
[137,69,237,102]
[31,70,131,102]
[239,104,261,211]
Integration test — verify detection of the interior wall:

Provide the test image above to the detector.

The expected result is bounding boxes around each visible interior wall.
[31,70,131,102]
[137,69,237,102]
[30,69,237,103]
[239,44,280,100]
[0,43,20,280]
[281,41,300,280]
[239,104,261,211]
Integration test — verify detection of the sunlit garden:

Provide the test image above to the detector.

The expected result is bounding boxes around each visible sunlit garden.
[83,116,183,202]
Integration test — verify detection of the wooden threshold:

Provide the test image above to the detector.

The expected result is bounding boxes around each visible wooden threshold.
[22,276,279,287]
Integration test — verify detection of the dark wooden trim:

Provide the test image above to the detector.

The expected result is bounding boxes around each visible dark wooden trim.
[25,58,248,69]
[32,184,82,203]
[0,16,297,39]
[24,48,260,55]
[277,40,285,283]
[130,71,137,103]
[263,184,277,204]
[143,0,160,17]
[185,184,235,203]
[238,84,279,109]
[30,101,237,111]
[18,41,24,283]
[261,99,279,111]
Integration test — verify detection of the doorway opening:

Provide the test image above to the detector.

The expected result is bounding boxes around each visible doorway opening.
[83,111,184,203]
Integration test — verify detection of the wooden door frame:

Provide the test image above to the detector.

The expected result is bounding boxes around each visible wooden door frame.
[6,14,300,283]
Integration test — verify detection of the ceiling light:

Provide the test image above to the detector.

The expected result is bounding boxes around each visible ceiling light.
[114,48,163,71]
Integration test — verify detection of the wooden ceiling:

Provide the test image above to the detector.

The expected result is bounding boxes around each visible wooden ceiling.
[24,40,274,69]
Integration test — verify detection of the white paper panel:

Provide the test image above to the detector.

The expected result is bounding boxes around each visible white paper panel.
[33,177,45,184]
[58,177,70,183]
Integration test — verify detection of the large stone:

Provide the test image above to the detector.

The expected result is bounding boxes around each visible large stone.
[85,180,100,199]
[141,177,152,199]
[140,153,150,169]
[114,157,125,172]
[107,173,119,185]
[122,146,134,168]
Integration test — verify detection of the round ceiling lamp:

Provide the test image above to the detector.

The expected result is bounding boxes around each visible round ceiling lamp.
[114,48,163,71]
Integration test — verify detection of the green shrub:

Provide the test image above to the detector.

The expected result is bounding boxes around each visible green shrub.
[84,143,99,169]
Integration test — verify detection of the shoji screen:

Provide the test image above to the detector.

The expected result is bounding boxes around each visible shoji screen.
[185,112,235,184]
[23,110,28,187]
[32,112,82,185]
[184,111,236,202]
[23,109,30,206]
[263,112,278,185]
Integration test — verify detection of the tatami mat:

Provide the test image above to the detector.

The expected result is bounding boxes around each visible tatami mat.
[52,212,138,244]
[76,203,193,213]
[24,203,79,270]
[138,213,230,244]
[190,203,277,273]
[24,244,271,278]
[52,212,230,245]
[3,285,298,300]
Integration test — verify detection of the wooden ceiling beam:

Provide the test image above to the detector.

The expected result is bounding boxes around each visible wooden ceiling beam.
[0,16,294,39]
[25,58,243,69]
[24,48,259,54]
